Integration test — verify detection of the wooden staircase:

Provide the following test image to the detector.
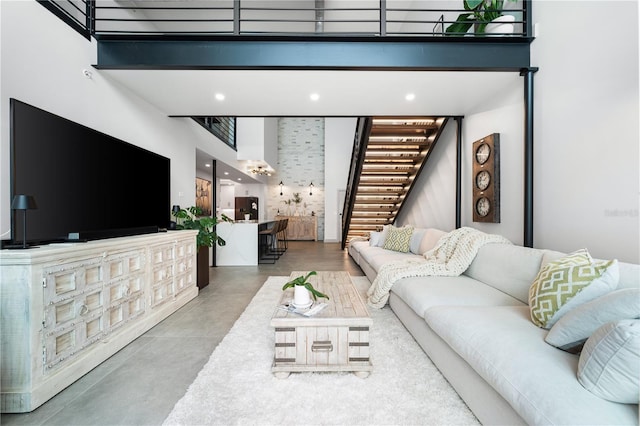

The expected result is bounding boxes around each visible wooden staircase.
[343,116,448,244]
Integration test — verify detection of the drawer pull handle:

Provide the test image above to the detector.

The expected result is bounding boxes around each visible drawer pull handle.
[78,304,89,316]
[311,341,333,352]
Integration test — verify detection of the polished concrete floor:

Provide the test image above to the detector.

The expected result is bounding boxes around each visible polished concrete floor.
[2,241,364,426]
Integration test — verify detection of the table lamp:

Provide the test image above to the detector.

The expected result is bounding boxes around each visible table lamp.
[11,194,37,249]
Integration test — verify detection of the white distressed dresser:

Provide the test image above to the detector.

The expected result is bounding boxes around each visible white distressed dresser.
[0,230,198,413]
[270,271,373,378]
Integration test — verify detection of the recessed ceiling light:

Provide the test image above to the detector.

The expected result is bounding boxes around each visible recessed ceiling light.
[237,178,242,181]
[405,93,416,101]
[224,171,229,175]
[215,93,225,101]
[205,163,211,168]
[310,93,320,101]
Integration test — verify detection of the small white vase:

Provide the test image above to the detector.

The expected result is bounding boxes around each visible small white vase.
[485,15,515,35]
[293,285,312,308]
[244,213,250,221]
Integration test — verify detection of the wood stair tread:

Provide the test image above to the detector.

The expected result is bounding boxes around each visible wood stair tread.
[344,116,447,245]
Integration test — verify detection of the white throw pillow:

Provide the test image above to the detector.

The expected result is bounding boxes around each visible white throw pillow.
[369,231,381,246]
[409,229,426,254]
[418,228,447,255]
[546,288,640,353]
[376,225,390,247]
[578,320,640,404]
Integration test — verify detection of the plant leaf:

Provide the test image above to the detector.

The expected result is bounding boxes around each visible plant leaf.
[465,0,484,10]
[445,14,474,35]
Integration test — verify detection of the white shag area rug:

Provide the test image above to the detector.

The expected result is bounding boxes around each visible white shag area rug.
[163,276,479,426]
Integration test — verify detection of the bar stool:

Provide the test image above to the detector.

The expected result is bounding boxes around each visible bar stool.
[259,220,281,264]
[275,218,288,254]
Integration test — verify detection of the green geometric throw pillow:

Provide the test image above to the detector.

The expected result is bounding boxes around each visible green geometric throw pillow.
[529,248,619,329]
[382,225,414,253]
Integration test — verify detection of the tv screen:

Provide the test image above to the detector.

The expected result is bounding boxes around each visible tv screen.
[10,99,170,245]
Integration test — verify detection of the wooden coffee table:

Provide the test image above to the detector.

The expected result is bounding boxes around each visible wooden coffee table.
[270,271,373,378]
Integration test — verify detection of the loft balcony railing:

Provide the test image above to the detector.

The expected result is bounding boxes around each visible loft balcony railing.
[40,1,531,39]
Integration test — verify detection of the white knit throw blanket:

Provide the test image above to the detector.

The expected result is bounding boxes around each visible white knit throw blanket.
[366,227,512,308]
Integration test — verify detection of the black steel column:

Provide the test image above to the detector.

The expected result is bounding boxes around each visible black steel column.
[521,68,537,247]
[455,116,463,229]
[233,0,240,35]
[211,159,218,266]
[380,0,387,36]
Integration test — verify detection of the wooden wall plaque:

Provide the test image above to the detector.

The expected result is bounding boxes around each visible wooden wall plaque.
[472,133,500,223]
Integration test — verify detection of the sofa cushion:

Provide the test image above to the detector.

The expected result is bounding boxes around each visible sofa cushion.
[348,240,369,264]
[383,225,414,253]
[391,275,523,318]
[578,319,640,404]
[424,305,639,425]
[545,288,640,353]
[529,249,619,328]
[358,246,423,273]
[465,243,545,304]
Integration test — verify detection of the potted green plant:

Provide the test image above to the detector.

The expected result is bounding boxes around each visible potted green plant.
[172,206,233,247]
[282,271,329,308]
[445,0,515,35]
[172,206,233,288]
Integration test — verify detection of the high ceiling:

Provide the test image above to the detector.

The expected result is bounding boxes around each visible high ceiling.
[100,69,522,117]
[102,68,522,182]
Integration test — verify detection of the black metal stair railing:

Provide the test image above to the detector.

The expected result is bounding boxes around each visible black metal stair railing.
[341,117,372,250]
[37,0,93,40]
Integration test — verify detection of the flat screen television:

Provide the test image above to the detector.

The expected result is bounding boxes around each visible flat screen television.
[9,98,171,246]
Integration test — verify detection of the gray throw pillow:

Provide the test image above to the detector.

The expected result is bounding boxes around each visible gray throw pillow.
[545,288,640,353]
[578,319,640,404]
[409,229,426,254]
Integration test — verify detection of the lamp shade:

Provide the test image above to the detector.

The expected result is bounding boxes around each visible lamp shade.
[172,205,181,213]
[11,195,37,210]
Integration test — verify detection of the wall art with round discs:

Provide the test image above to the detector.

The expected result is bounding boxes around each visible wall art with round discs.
[472,133,500,223]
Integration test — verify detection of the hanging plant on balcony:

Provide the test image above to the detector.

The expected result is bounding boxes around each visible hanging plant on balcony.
[445,0,515,35]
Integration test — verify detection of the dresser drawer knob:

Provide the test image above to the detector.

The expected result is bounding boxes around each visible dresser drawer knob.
[78,304,89,316]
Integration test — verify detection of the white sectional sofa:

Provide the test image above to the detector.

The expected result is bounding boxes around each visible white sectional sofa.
[348,227,640,425]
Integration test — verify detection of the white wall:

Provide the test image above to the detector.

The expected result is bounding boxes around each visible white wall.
[324,118,357,242]
[396,118,458,232]
[263,118,278,168]
[400,1,639,262]
[236,117,278,170]
[0,1,240,240]
[461,101,525,245]
[218,183,235,217]
[531,0,639,262]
